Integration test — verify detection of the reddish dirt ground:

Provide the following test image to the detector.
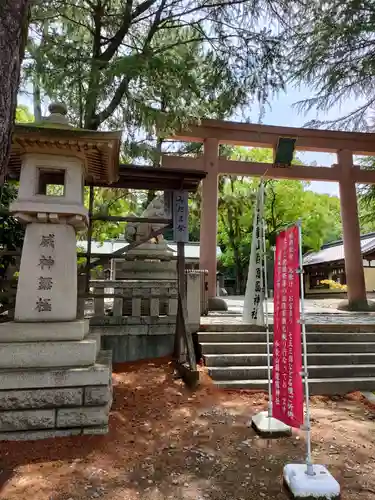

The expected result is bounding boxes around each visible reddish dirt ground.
[1,359,375,500]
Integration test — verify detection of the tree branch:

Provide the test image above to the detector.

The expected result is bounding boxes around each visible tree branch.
[98,0,159,63]
[95,75,129,125]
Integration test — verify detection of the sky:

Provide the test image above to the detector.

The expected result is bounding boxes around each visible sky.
[19,83,353,198]
[243,84,344,197]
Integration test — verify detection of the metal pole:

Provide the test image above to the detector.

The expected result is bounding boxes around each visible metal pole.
[297,219,314,476]
[260,183,272,417]
[85,186,94,293]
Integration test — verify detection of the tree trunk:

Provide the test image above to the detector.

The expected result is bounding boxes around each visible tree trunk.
[0,0,30,184]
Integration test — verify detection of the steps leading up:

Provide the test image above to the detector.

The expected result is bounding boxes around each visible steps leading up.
[199,325,375,395]
[213,377,375,395]
[201,341,375,355]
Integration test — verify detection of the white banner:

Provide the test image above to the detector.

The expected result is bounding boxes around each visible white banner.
[243,183,265,325]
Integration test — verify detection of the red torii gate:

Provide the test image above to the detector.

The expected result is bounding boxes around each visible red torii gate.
[161,119,375,310]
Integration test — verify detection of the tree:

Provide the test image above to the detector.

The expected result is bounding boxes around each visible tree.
[0,182,24,279]
[0,1,30,183]
[24,0,288,156]
[289,0,375,130]
[357,156,375,233]
[0,104,34,281]
[15,104,34,123]
[188,146,342,293]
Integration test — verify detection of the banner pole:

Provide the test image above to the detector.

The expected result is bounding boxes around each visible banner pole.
[260,184,272,417]
[297,220,313,476]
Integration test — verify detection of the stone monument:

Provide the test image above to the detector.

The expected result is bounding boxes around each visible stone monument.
[0,103,121,440]
[124,193,174,262]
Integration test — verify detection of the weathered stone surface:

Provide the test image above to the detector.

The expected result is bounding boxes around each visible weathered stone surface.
[0,320,89,342]
[0,388,83,410]
[102,335,173,363]
[0,409,55,431]
[82,425,109,435]
[85,386,112,406]
[0,350,111,390]
[56,405,110,428]
[90,315,176,327]
[0,428,81,441]
[14,222,79,322]
[0,338,97,369]
[148,325,174,335]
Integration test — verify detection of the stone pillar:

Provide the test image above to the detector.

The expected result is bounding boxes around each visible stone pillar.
[338,149,367,309]
[200,138,219,298]
[15,223,77,321]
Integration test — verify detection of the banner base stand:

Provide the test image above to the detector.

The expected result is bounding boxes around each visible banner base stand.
[250,411,292,438]
[283,464,340,500]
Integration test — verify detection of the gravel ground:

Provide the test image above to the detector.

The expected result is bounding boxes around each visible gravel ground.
[1,361,375,500]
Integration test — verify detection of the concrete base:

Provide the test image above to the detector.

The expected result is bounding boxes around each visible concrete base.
[283,464,340,500]
[0,350,112,441]
[337,299,375,312]
[0,336,98,369]
[208,297,228,312]
[125,242,173,261]
[0,320,89,342]
[251,410,292,438]
[102,334,174,363]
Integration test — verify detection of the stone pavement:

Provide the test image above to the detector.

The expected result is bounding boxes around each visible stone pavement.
[202,296,375,325]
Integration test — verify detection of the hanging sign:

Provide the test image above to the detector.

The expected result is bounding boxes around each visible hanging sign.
[272,225,304,428]
[243,183,265,325]
[173,190,189,242]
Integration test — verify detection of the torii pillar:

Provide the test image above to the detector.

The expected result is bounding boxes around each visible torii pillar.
[200,138,219,299]
[337,149,368,309]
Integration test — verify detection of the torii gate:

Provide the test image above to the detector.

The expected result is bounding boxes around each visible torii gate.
[161,119,375,310]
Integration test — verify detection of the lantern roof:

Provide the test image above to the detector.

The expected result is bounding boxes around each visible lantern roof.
[9,102,122,184]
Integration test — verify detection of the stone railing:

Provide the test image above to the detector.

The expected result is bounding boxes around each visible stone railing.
[90,279,178,318]
[88,279,178,363]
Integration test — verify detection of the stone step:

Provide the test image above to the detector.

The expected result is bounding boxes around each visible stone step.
[0,320,89,342]
[207,364,375,381]
[0,425,109,441]
[0,337,98,369]
[200,323,375,333]
[201,342,375,355]
[200,324,266,332]
[0,350,111,390]
[198,332,375,343]
[214,377,375,395]
[204,352,375,367]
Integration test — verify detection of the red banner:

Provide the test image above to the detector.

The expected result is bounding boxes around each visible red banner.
[272,225,304,428]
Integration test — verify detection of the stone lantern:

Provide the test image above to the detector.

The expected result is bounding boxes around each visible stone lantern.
[0,103,121,440]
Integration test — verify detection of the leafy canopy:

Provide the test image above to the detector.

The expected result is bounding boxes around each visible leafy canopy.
[289,0,375,130]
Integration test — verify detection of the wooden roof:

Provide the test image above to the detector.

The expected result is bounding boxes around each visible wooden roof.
[88,164,206,191]
[9,122,121,184]
[8,160,206,192]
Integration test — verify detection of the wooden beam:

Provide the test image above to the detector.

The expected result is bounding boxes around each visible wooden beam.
[162,154,375,184]
[219,159,341,182]
[91,215,172,224]
[168,119,375,155]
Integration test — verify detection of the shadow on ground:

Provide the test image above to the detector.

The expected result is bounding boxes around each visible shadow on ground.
[1,359,375,500]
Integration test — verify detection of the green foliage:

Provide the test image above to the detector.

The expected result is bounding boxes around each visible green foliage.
[188,147,342,292]
[0,183,24,279]
[23,0,289,160]
[15,105,34,123]
[357,156,375,233]
[82,188,143,243]
[289,0,375,130]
